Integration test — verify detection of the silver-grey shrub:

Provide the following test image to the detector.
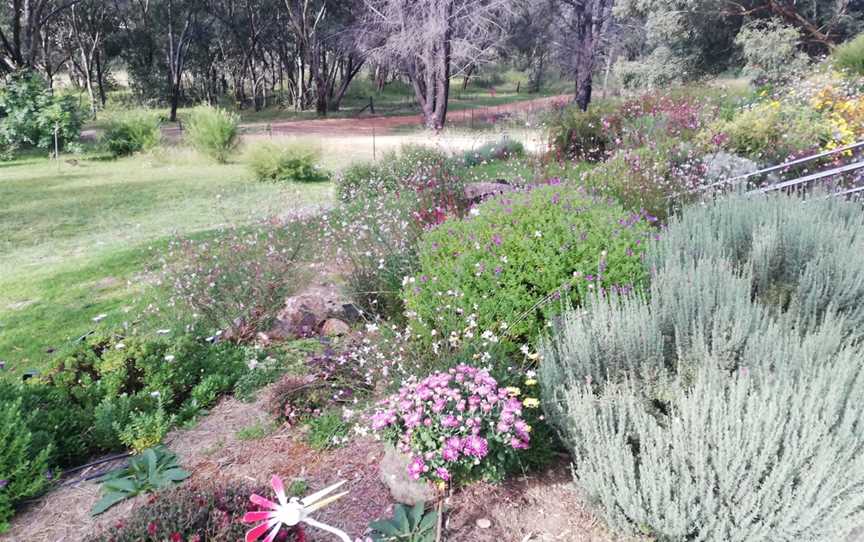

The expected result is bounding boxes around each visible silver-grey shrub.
[541,194,864,541]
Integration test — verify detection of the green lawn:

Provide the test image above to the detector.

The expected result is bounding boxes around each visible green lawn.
[0,149,332,375]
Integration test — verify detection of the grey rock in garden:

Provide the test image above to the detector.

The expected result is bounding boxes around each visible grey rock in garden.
[269,284,359,340]
[463,181,516,205]
[701,151,777,189]
[379,445,436,505]
[321,318,350,337]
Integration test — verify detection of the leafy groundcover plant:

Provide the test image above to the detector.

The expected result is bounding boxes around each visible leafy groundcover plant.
[404,181,655,347]
[370,364,536,484]
[540,194,864,541]
[92,446,190,515]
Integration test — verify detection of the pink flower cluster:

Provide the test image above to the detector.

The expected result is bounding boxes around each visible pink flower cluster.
[370,364,531,484]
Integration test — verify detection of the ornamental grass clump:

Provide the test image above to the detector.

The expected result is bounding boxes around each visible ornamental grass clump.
[370,364,537,485]
[404,182,655,349]
[540,194,864,541]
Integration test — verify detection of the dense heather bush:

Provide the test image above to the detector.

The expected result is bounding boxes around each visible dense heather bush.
[85,481,303,542]
[0,71,82,157]
[0,399,52,533]
[404,182,655,349]
[102,112,161,156]
[705,100,831,164]
[330,146,467,320]
[461,138,524,167]
[245,141,330,183]
[546,105,611,161]
[185,106,240,163]
[735,20,809,86]
[833,32,864,76]
[541,195,864,541]
[581,141,707,220]
[164,220,315,339]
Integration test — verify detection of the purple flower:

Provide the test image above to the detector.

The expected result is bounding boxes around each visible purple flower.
[463,435,489,459]
[510,438,530,450]
[0,479,7,489]
[435,467,451,481]
[407,457,427,480]
[440,415,459,428]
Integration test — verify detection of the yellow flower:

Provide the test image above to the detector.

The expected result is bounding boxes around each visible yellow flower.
[524,378,538,386]
[523,397,540,408]
[505,386,521,396]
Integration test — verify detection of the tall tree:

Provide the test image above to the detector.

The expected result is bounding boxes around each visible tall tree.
[554,0,614,111]
[0,0,80,74]
[359,0,513,130]
[61,0,109,115]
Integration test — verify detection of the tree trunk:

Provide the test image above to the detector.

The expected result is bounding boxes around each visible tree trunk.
[95,50,107,107]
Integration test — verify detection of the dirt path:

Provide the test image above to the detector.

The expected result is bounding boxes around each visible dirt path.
[167,94,572,138]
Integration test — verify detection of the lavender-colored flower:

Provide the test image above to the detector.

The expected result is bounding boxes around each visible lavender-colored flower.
[435,467,451,481]
[407,457,427,480]
[0,479,7,489]
[463,435,489,459]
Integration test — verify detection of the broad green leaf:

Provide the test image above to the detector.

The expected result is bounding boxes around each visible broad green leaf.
[394,504,409,533]
[369,520,402,537]
[418,510,438,532]
[91,491,131,516]
[409,502,424,528]
[102,477,138,493]
[162,468,191,482]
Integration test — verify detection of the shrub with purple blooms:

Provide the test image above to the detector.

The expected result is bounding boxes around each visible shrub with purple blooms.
[404,182,656,351]
[370,364,536,485]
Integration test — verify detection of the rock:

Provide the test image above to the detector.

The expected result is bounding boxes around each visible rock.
[267,284,361,341]
[379,445,436,505]
[464,181,516,204]
[476,518,492,529]
[321,318,350,337]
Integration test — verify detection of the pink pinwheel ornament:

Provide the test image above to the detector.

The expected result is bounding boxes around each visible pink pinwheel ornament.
[243,475,351,542]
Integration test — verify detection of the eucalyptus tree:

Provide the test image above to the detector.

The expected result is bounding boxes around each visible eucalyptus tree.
[0,0,81,74]
[358,0,515,130]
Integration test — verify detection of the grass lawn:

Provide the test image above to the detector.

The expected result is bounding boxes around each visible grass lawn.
[0,149,332,376]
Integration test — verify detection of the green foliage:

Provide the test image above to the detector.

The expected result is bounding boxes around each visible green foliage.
[370,503,438,542]
[540,194,864,541]
[102,112,161,156]
[25,333,251,466]
[306,409,350,450]
[581,141,703,220]
[0,399,52,533]
[735,19,809,86]
[546,105,611,161]
[0,71,82,157]
[91,446,190,516]
[117,405,172,453]
[404,182,654,347]
[185,106,239,163]
[235,421,275,441]
[245,141,330,183]
[613,46,689,90]
[833,32,864,76]
[461,138,524,167]
[707,101,831,163]
[233,341,319,402]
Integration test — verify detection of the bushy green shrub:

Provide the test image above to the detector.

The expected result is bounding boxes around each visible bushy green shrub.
[580,141,705,220]
[185,105,239,163]
[25,333,253,466]
[546,105,611,161]
[0,71,82,157]
[336,145,458,202]
[833,32,864,76]
[331,145,465,320]
[102,112,161,156]
[462,138,524,167]
[404,182,655,349]
[735,19,809,86]
[245,141,330,183]
[540,194,864,541]
[0,399,53,533]
[706,101,832,163]
[613,46,688,91]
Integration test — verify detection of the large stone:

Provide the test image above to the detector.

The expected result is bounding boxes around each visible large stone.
[379,445,436,505]
[463,181,515,205]
[268,284,360,340]
[321,318,350,337]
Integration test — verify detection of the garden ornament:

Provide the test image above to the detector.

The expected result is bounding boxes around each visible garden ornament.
[243,475,352,542]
